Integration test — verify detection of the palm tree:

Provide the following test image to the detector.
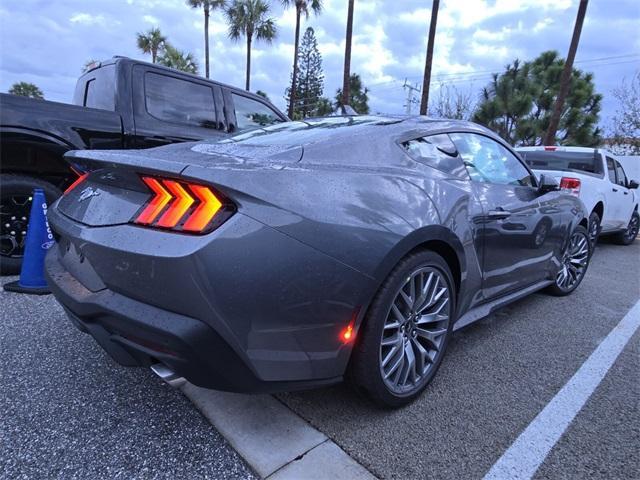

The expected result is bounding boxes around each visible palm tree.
[187,0,227,78]
[544,0,589,144]
[419,0,439,115]
[282,0,322,118]
[136,27,167,63]
[341,0,354,109]
[157,44,199,74]
[226,0,277,91]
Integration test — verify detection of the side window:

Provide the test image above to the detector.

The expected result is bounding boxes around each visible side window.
[402,134,466,176]
[615,160,628,187]
[606,157,617,183]
[145,72,216,128]
[450,133,534,186]
[232,93,283,132]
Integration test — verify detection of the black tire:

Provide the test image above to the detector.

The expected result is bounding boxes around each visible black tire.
[348,250,456,408]
[0,174,62,275]
[587,211,601,249]
[612,211,639,246]
[546,225,590,297]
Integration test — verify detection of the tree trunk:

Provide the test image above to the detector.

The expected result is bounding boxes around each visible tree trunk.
[420,0,439,115]
[204,6,210,78]
[543,0,588,145]
[342,0,355,109]
[152,48,157,64]
[288,8,302,118]
[246,35,252,91]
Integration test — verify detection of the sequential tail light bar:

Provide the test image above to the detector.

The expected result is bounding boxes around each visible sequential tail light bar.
[133,175,234,234]
[64,172,89,195]
[559,177,581,196]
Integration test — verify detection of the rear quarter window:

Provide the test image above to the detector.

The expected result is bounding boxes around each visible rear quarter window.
[402,134,466,177]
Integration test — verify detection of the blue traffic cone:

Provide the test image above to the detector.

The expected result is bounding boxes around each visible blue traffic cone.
[4,189,54,295]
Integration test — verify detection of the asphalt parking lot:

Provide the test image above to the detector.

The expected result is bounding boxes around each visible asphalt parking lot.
[279,238,640,479]
[1,238,638,479]
[0,284,255,479]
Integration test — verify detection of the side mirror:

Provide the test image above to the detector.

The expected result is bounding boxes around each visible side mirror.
[628,179,639,189]
[538,174,560,194]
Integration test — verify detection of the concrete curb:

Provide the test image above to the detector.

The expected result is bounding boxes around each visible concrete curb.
[182,383,376,479]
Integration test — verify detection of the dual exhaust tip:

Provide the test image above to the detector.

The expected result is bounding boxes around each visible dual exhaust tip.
[150,363,186,388]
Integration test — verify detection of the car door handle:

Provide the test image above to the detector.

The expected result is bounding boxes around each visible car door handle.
[487,209,512,220]
[624,191,629,195]
[612,188,618,192]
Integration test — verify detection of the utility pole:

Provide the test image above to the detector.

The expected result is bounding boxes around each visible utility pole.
[403,79,421,115]
[419,0,440,115]
[544,0,588,145]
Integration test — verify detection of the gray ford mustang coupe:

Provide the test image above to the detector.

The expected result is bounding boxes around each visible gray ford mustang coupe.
[45,116,591,407]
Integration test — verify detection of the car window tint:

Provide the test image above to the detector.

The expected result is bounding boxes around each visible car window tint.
[232,93,284,132]
[83,65,116,111]
[606,157,617,183]
[615,160,628,187]
[519,150,602,175]
[402,134,466,176]
[450,133,534,186]
[145,72,216,128]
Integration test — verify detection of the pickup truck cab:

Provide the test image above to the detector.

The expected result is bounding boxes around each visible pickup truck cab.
[0,56,288,273]
[517,146,639,246]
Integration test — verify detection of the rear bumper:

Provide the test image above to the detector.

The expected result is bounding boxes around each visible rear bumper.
[45,245,341,393]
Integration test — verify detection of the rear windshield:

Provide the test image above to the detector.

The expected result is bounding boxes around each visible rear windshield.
[519,151,602,175]
[73,64,116,111]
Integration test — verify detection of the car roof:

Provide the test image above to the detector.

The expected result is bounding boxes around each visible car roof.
[216,115,497,147]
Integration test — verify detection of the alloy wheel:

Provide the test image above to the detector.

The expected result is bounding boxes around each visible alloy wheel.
[624,214,639,242]
[0,194,33,259]
[379,266,451,394]
[556,230,589,291]
[588,217,600,245]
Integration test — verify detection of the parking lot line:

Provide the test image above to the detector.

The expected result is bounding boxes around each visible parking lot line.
[182,383,376,479]
[483,299,640,480]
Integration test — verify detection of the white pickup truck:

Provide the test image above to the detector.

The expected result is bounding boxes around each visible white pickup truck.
[517,146,639,246]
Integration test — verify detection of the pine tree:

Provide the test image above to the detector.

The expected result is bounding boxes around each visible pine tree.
[473,51,602,146]
[285,27,324,119]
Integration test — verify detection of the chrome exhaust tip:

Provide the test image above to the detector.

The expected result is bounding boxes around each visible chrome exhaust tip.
[150,363,186,388]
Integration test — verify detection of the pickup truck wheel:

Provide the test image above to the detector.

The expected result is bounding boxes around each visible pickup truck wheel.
[0,175,62,275]
[588,211,601,248]
[613,211,639,246]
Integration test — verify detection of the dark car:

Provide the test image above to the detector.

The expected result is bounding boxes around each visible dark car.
[44,116,591,408]
[0,56,287,273]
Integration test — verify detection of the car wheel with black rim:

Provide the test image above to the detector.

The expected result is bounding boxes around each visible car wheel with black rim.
[0,174,62,275]
[613,211,639,246]
[546,225,590,296]
[349,250,455,408]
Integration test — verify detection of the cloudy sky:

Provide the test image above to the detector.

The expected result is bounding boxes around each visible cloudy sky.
[1,0,638,129]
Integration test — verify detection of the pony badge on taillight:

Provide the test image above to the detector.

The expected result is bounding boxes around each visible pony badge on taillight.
[133,175,234,234]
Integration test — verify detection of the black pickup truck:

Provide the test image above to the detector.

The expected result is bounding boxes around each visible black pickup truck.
[0,56,287,273]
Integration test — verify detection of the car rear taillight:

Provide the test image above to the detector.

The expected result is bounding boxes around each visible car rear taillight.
[133,175,234,234]
[560,177,581,196]
[64,172,89,195]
